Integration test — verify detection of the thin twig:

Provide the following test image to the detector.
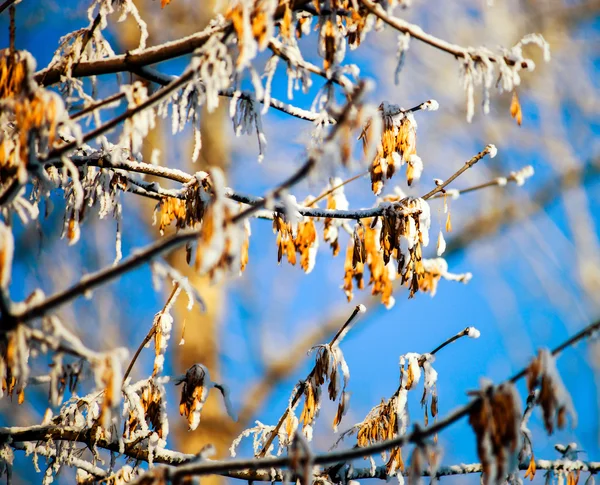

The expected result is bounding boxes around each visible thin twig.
[1,229,201,333]
[306,172,368,208]
[421,145,495,200]
[0,0,18,15]
[122,283,181,383]
[8,4,15,52]
[428,326,476,356]
[427,166,532,200]
[70,91,126,121]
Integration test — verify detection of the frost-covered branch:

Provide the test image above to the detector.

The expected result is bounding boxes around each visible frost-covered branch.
[1,228,201,332]
[46,69,195,161]
[33,23,228,86]
[359,0,531,69]
[427,165,535,200]
[135,66,335,123]
[422,144,497,200]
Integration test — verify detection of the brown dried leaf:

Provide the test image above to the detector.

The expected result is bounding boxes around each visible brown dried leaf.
[510,91,523,126]
[524,455,536,481]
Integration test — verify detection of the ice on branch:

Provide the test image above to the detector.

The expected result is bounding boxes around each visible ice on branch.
[230,421,279,457]
[231,92,267,162]
[87,0,148,50]
[511,165,534,186]
[120,82,155,156]
[192,37,233,113]
[323,178,350,256]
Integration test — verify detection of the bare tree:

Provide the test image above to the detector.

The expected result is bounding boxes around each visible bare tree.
[0,0,598,484]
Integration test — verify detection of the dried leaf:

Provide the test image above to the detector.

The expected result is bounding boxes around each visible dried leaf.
[510,91,522,126]
[524,455,536,481]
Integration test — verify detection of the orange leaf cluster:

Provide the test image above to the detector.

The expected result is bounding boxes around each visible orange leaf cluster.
[155,181,209,235]
[363,105,418,195]
[274,214,318,273]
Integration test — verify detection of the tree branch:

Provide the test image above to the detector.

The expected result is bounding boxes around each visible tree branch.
[359,0,530,69]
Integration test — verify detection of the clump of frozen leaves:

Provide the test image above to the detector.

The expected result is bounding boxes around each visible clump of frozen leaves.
[526,349,577,434]
[361,101,438,195]
[192,168,251,280]
[273,197,319,274]
[123,378,169,444]
[300,341,351,436]
[460,34,550,122]
[468,381,522,484]
[155,172,211,234]
[343,197,470,307]
[61,166,125,255]
[120,81,155,156]
[335,352,440,476]
[0,49,77,189]
[176,363,236,431]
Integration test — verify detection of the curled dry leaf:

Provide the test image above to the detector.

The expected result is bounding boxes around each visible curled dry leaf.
[469,382,521,485]
[176,363,211,431]
[510,91,523,126]
[527,348,576,434]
